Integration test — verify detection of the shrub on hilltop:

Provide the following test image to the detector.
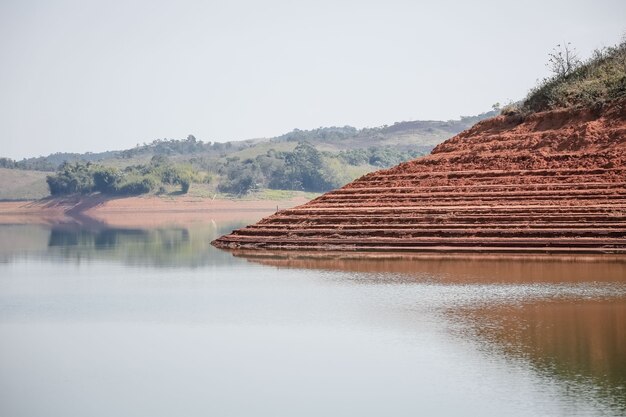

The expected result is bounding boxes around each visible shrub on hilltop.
[521,40,626,113]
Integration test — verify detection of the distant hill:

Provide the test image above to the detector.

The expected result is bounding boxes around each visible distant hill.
[3,111,496,171]
[0,151,119,172]
[0,111,497,200]
[269,113,491,152]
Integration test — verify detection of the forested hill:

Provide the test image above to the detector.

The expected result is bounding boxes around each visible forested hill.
[0,110,496,199]
[269,112,494,151]
[2,111,495,171]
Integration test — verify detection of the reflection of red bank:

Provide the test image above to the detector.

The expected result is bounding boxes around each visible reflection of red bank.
[213,101,626,254]
[227,250,626,284]
[454,298,626,403]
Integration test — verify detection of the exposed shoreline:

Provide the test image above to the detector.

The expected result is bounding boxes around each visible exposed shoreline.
[0,194,310,228]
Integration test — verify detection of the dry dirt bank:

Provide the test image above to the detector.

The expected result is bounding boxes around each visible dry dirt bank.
[0,195,310,228]
[214,100,626,253]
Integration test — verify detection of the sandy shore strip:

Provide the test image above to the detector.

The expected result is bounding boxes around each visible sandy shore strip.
[0,195,311,228]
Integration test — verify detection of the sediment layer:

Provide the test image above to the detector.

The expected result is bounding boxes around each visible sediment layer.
[213,101,626,253]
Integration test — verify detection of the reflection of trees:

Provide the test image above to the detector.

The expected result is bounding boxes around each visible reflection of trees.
[49,227,149,248]
[0,225,50,262]
[49,227,190,250]
[0,223,250,268]
[45,224,245,267]
[452,300,626,412]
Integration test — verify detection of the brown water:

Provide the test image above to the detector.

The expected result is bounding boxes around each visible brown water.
[0,222,624,416]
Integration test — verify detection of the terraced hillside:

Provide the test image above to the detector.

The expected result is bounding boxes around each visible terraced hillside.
[213,100,626,253]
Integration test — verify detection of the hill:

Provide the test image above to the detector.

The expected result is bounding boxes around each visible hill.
[213,43,626,253]
[0,111,495,200]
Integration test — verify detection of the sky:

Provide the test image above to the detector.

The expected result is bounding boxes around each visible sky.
[0,0,624,159]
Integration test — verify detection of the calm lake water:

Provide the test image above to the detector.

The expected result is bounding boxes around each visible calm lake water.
[0,220,625,417]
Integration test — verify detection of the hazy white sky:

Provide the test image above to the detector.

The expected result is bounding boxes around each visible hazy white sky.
[1,0,624,159]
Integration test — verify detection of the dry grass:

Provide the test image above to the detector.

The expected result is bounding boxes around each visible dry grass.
[0,168,49,200]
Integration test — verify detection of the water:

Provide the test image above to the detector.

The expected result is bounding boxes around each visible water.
[0,221,625,417]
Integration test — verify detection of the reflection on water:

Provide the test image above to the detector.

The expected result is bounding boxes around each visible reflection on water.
[231,250,626,283]
[233,249,626,413]
[452,299,626,412]
[0,222,250,267]
[0,223,625,416]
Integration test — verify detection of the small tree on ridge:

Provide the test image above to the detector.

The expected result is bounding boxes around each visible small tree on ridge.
[547,42,581,77]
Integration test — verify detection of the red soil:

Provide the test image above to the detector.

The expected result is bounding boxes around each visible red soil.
[0,195,308,228]
[213,100,626,253]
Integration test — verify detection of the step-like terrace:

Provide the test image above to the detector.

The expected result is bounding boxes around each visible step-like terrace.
[213,102,626,253]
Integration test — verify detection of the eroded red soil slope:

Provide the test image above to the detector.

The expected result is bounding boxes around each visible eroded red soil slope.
[213,101,626,253]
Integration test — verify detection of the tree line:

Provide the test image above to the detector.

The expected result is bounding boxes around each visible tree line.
[215,142,426,195]
[46,157,196,196]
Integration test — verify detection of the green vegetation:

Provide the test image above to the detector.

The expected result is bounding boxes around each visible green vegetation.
[274,126,359,142]
[1,111,497,199]
[338,146,424,168]
[213,142,428,195]
[521,40,626,113]
[46,157,197,196]
[0,151,119,172]
[120,135,214,159]
[0,156,56,171]
[217,143,341,194]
